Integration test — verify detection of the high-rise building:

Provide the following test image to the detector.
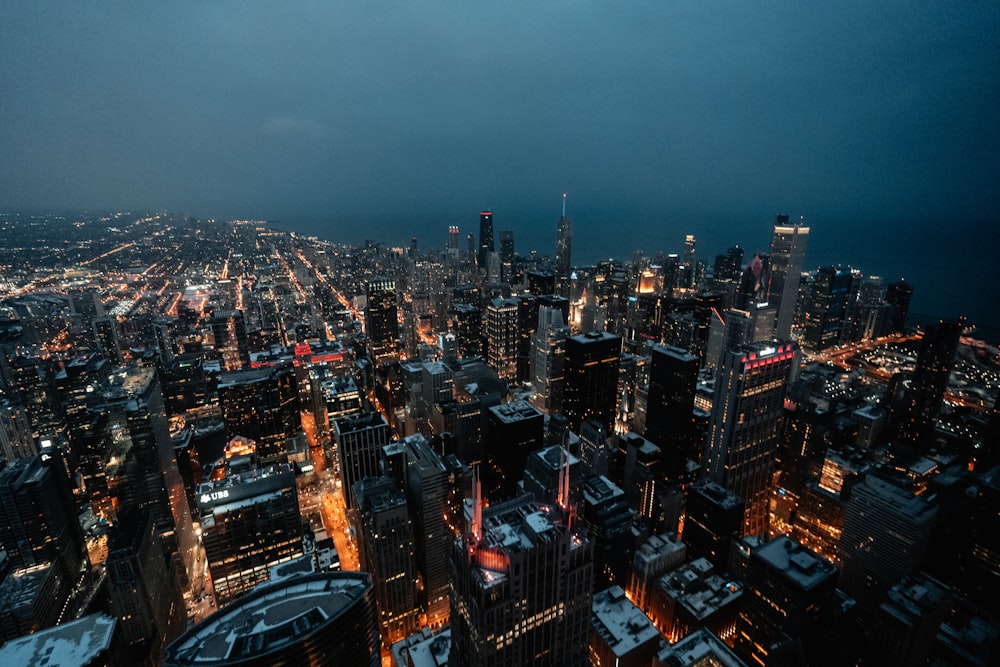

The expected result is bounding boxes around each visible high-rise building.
[449,303,482,358]
[889,318,963,454]
[529,306,570,414]
[105,510,186,664]
[448,484,594,665]
[644,344,699,483]
[683,479,745,570]
[197,461,302,605]
[589,586,662,667]
[219,364,301,465]
[447,225,460,257]
[555,196,573,298]
[886,280,913,334]
[92,315,123,365]
[365,277,399,363]
[733,536,837,666]
[803,266,854,351]
[0,455,86,585]
[564,331,622,433]
[334,412,391,510]
[837,475,938,609]
[514,293,538,384]
[703,342,799,537]
[768,216,810,339]
[0,613,127,666]
[478,210,494,270]
[499,230,515,283]
[353,476,421,645]
[401,434,452,629]
[163,572,379,667]
[485,297,519,381]
[0,395,35,463]
[484,400,544,499]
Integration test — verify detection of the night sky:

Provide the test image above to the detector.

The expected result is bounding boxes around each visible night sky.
[2,2,998,331]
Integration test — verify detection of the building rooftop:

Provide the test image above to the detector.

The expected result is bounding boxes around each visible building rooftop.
[590,585,661,658]
[0,563,52,610]
[165,572,372,665]
[391,627,452,667]
[0,613,117,667]
[754,536,837,591]
[659,558,742,621]
[489,400,543,424]
[655,627,748,666]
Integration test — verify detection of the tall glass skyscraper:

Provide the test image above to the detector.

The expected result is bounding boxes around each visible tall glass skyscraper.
[477,210,494,269]
[768,216,809,339]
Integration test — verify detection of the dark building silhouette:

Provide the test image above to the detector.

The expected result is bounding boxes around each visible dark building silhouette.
[478,210,494,270]
[555,199,573,298]
[449,303,482,358]
[683,479,745,570]
[485,400,544,499]
[644,344,699,483]
[209,309,249,371]
[733,535,838,667]
[889,318,963,455]
[886,280,913,334]
[564,331,622,433]
[163,572,379,667]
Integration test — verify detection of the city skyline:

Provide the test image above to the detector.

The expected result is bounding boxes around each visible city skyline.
[2,2,998,330]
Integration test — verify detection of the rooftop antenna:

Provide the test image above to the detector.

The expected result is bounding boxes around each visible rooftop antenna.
[562,193,567,218]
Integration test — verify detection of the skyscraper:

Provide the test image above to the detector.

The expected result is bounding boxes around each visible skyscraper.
[353,476,421,645]
[890,317,963,453]
[886,279,913,334]
[197,461,302,605]
[703,341,799,537]
[334,412,391,510]
[564,331,622,433]
[448,479,593,665]
[499,230,515,283]
[768,216,810,339]
[478,210,494,269]
[365,277,399,363]
[555,195,573,298]
[644,344,699,483]
[803,265,854,351]
[485,297,518,381]
[218,364,301,465]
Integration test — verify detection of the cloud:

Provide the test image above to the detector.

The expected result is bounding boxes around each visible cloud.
[261,116,329,139]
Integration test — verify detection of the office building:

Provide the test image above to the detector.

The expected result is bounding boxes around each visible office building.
[484,400,544,499]
[890,317,963,454]
[401,434,452,628]
[555,199,573,298]
[449,303,482,359]
[499,230,515,283]
[733,536,838,666]
[627,532,686,617]
[683,480,745,570]
[580,474,635,590]
[768,217,809,339]
[354,476,421,645]
[837,475,938,608]
[644,344,699,483]
[651,557,743,644]
[803,266,854,351]
[529,305,570,414]
[703,342,798,537]
[105,510,185,664]
[448,483,593,666]
[589,586,662,667]
[164,572,379,667]
[197,461,302,605]
[564,331,621,433]
[334,411,391,510]
[654,627,747,667]
[485,297,518,381]
[478,210,494,269]
[219,364,301,465]
[366,277,400,363]
[886,280,913,333]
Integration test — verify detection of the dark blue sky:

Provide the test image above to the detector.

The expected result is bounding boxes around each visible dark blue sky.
[2,2,998,330]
